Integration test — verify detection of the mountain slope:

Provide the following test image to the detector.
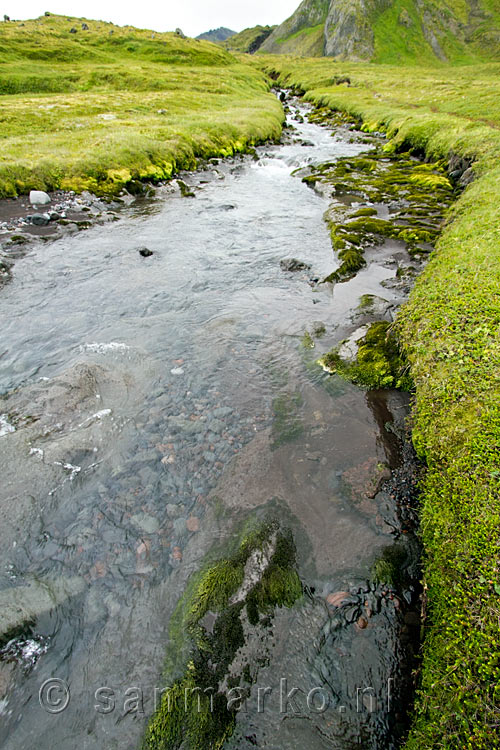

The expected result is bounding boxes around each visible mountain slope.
[196,27,236,42]
[259,0,500,62]
[222,25,276,54]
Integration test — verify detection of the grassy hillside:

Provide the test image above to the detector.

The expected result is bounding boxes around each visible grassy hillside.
[0,14,283,197]
[259,53,500,748]
[260,0,329,56]
[222,25,276,54]
[259,0,500,63]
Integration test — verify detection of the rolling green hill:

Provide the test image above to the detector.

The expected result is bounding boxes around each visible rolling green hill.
[259,0,500,62]
[0,14,283,197]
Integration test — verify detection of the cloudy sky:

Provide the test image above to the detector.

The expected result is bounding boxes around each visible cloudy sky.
[10,1,299,37]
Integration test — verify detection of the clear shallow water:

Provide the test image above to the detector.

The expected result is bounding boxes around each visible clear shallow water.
[0,104,414,749]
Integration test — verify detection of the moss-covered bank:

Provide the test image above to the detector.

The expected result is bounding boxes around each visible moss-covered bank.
[260,57,500,748]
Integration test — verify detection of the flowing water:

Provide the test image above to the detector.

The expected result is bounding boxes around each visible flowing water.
[0,101,420,748]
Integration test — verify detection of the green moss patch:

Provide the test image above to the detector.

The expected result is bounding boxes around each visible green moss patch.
[320,322,412,390]
[144,521,302,750]
[271,391,304,449]
[307,148,453,283]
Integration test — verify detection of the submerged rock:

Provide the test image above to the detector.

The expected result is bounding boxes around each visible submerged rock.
[0,576,85,643]
[144,520,302,750]
[280,258,311,272]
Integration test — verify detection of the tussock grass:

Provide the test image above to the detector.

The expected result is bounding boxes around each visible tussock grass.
[259,55,500,749]
[0,14,284,197]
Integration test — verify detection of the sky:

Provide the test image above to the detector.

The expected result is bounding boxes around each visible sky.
[8,1,299,37]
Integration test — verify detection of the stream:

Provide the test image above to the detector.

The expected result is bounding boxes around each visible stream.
[0,98,421,749]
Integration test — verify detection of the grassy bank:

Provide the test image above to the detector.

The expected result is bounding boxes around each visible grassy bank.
[0,15,284,197]
[259,56,500,748]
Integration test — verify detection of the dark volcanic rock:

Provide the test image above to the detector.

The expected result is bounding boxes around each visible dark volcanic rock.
[138,247,153,257]
[29,213,50,226]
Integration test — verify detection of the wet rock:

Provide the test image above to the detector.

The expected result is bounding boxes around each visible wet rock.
[29,190,50,206]
[130,513,160,534]
[280,258,312,272]
[138,247,153,257]
[171,546,182,562]
[168,416,205,434]
[173,517,188,538]
[213,406,233,418]
[356,616,369,630]
[0,576,86,642]
[186,516,200,532]
[343,457,391,500]
[29,213,50,226]
[326,591,350,608]
[355,294,393,322]
[208,418,224,434]
[337,326,369,363]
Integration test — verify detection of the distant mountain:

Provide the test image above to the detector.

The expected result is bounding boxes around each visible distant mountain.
[259,0,500,63]
[196,27,236,42]
[223,25,276,54]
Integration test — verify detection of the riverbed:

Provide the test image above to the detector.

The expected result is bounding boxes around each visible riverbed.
[0,98,421,749]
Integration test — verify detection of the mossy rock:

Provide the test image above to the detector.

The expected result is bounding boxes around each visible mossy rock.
[319,322,412,391]
[371,544,411,586]
[301,331,315,349]
[352,207,378,217]
[144,520,302,750]
[312,143,454,284]
[323,247,366,283]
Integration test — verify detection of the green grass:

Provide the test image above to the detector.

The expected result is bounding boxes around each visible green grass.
[222,25,276,54]
[257,0,500,64]
[274,24,325,57]
[0,14,284,197]
[259,55,500,749]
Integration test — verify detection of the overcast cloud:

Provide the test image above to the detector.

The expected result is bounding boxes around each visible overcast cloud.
[8,1,298,38]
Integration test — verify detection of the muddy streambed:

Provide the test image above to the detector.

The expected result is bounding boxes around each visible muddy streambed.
[0,98,424,749]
